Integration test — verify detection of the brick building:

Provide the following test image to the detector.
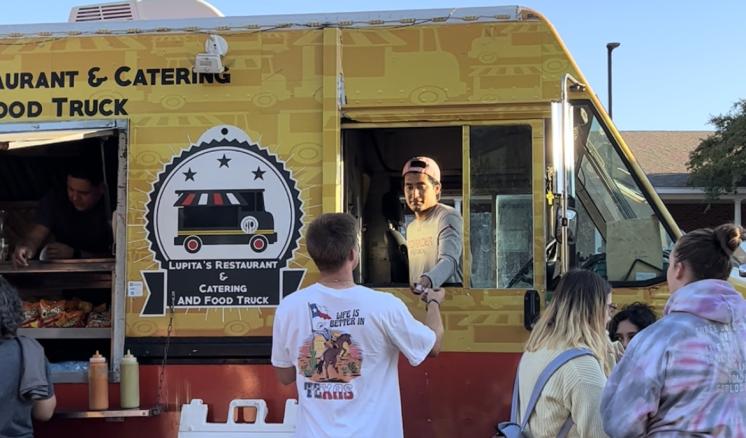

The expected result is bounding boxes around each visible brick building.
[622,130,744,232]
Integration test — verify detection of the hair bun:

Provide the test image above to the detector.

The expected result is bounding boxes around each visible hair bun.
[714,223,744,256]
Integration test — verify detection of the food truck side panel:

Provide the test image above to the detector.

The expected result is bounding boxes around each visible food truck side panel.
[0,29,328,437]
[122,31,325,339]
[120,17,586,346]
[341,20,573,108]
[0,11,591,350]
[0,11,678,438]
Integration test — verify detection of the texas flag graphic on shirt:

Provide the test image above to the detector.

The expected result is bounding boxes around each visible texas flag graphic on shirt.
[309,303,332,320]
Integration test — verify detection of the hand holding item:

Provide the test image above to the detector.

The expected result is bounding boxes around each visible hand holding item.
[420,287,445,308]
[411,275,433,295]
[43,242,74,260]
[12,245,34,267]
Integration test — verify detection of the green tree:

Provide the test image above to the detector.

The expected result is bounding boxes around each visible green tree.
[688,99,746,198]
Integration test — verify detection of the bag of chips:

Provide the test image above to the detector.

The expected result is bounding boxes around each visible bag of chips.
[39,299,66,327]
[56,309,87,328]
[65,298,93,314]
[86,303,111,328]
[21,301,41,328]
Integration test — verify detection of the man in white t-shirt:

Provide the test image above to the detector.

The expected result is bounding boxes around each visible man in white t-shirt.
[271,213,444,438]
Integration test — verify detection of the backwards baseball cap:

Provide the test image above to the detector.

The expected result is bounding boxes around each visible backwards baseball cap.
[402,156,441,183]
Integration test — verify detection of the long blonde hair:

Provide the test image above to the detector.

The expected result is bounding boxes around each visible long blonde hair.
[526,269,612,374]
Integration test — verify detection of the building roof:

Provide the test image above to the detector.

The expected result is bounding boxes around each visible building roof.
[621,130,713,187]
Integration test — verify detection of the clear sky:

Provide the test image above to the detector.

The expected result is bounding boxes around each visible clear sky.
[3,0,745,131]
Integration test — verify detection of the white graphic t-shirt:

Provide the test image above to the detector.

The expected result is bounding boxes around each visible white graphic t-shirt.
[271,283,436,438]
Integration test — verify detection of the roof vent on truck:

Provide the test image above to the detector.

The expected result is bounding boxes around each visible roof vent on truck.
[68,0,223,22]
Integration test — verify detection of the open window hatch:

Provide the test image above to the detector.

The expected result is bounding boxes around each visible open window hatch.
[0,120,126,381]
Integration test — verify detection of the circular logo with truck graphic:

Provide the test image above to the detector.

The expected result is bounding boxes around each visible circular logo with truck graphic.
[140,125,305,315]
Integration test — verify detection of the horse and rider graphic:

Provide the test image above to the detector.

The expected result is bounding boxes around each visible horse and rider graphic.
[315,333,353,380]
[298,303,363,383]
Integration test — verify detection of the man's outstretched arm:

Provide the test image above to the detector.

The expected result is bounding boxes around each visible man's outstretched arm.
[423,287,445,357]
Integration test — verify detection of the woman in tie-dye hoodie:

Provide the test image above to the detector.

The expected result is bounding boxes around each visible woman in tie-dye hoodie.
[601,224,746,437]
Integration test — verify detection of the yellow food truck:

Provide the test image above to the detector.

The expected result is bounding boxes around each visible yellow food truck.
[0,3,691,437]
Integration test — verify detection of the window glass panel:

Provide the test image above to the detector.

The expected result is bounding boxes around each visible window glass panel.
[181,206,237,228]
[255,192,263,211]
[238,191,256,211]
[573,104,674,283]
[469,125,533,288]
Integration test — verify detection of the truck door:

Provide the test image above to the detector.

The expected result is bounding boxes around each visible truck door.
[568,101,676,286]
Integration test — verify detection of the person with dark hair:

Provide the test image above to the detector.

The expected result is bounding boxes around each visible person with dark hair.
[271,213,444,437]
[513,269,613,437]
[0,276,56,436]
[602,224,746,436]
[401,156,463,292]
[12,160,112,266]
[607,302,657,348]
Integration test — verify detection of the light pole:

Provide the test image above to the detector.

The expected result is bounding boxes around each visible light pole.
[606,42,620,119]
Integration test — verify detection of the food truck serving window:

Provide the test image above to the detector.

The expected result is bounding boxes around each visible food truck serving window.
[343,126,463,287]
[0,121,126,381]
[344,124,538,290]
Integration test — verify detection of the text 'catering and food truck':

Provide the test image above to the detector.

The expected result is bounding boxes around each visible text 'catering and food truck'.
[0,68,230,118]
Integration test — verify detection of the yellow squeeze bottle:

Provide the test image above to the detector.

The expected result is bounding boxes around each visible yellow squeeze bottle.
[120,349,140,409]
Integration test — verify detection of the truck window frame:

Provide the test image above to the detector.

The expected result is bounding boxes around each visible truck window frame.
[571,100,676,288]
[342,119,546,292]
[0,119,129,378]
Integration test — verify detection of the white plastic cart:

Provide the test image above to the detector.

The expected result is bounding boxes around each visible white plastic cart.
[178,399,297,438]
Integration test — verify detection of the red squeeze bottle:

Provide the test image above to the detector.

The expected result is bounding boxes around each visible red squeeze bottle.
[88,350,109,410]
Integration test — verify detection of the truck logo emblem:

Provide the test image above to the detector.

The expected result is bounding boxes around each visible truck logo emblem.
[140,125,305,315]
